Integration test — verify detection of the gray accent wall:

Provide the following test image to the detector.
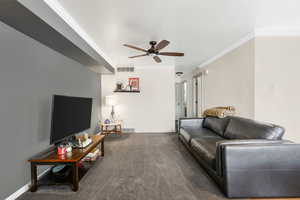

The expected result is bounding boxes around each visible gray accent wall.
[0,21,101,199]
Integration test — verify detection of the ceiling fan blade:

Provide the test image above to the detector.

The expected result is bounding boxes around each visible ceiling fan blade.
[155,40,170,51]
[158,52,184,57]
[123,44,147,52]
[153,56,162,63]
[128,54,148,58]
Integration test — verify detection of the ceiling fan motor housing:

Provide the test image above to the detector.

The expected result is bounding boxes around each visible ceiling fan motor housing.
[149,41,157,46]
[149,41,158,54]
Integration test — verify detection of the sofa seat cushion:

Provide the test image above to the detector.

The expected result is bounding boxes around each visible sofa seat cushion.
[180,127,220,144]
[190,136,226,169]
[203,117,230,137]
[224,117,285,140]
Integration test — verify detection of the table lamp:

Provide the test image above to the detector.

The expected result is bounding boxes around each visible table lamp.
[105,95,117,122]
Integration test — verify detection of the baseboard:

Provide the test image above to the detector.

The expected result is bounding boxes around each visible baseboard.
[135,132,175,134]
[5,168,51,200]
[122,128,135,133]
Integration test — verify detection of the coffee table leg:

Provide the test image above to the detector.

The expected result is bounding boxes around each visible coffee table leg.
[30,163,37,192]
[101,138,105,157]
[72,163,79,191]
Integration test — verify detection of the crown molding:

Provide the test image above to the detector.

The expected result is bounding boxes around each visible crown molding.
[43,0,115,68]
[198,32,255,68]
[255,27,300,36]
[197,27,300,69]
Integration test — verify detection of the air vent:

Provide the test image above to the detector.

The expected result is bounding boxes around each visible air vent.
[117,67,135,72]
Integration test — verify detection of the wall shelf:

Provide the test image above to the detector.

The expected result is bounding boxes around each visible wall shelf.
[114,90,140,93]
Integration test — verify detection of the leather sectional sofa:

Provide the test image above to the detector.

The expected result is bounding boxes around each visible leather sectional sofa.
[178,116,300,198]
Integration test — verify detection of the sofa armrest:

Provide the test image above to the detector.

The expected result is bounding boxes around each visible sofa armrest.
[219,143,300,198]
[216,139,291,146]
[179,118,204,130]
[216,139,292,176]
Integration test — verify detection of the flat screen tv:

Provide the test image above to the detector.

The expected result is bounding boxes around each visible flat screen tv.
[50,95,93,144]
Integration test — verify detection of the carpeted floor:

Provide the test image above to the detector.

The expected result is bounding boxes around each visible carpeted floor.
[18,133,247,200]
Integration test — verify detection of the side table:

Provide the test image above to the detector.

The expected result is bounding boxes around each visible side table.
[101,122,122,135]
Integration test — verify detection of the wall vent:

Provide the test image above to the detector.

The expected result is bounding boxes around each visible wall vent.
[117,67,135,72]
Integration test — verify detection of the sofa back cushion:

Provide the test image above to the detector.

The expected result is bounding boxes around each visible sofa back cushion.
[203,117,230,137]
[224,117,285,140]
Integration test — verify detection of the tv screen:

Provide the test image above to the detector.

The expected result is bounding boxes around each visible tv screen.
[50,95,93,144]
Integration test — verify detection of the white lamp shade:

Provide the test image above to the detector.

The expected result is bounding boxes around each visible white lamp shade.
[105,95,117,106]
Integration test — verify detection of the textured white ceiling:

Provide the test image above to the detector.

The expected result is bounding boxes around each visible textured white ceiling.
[49,0,255,70]
[256,0,300,29]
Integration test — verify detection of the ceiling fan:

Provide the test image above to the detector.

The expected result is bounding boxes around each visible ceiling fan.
[123,40,184,63]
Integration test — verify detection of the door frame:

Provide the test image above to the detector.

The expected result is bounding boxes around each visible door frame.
[193,73,204,117]
[175,80,188,119]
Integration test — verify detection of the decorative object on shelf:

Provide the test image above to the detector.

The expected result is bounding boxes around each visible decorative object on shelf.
[82,148,101,162]
[128,77,139,91]
[115,81,124,91]
[75,134,93,148]
[105,95,117,122]
[57,145,67,155]
[56,143,72,155]
[104,119,111,124]
[84,133,89,140]
[124,84,131,91]
[113,78,140,93]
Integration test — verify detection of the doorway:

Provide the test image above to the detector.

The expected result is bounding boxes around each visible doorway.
[175,81,187,132]
[175,81,187,120]
[193,74,203,117]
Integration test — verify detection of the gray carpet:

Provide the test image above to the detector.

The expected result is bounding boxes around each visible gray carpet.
[18,133,246,200]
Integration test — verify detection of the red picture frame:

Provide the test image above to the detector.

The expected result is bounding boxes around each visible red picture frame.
[128,77,139,91]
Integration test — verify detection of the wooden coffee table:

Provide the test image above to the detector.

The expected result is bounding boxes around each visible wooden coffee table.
[28,134,105,192]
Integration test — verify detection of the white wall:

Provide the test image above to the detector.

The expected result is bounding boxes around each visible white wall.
[101,66,175,133]
[255,36,300,142]
[197,39,255,118]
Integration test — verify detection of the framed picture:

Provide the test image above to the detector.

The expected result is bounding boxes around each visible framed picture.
[128,77,139,91]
